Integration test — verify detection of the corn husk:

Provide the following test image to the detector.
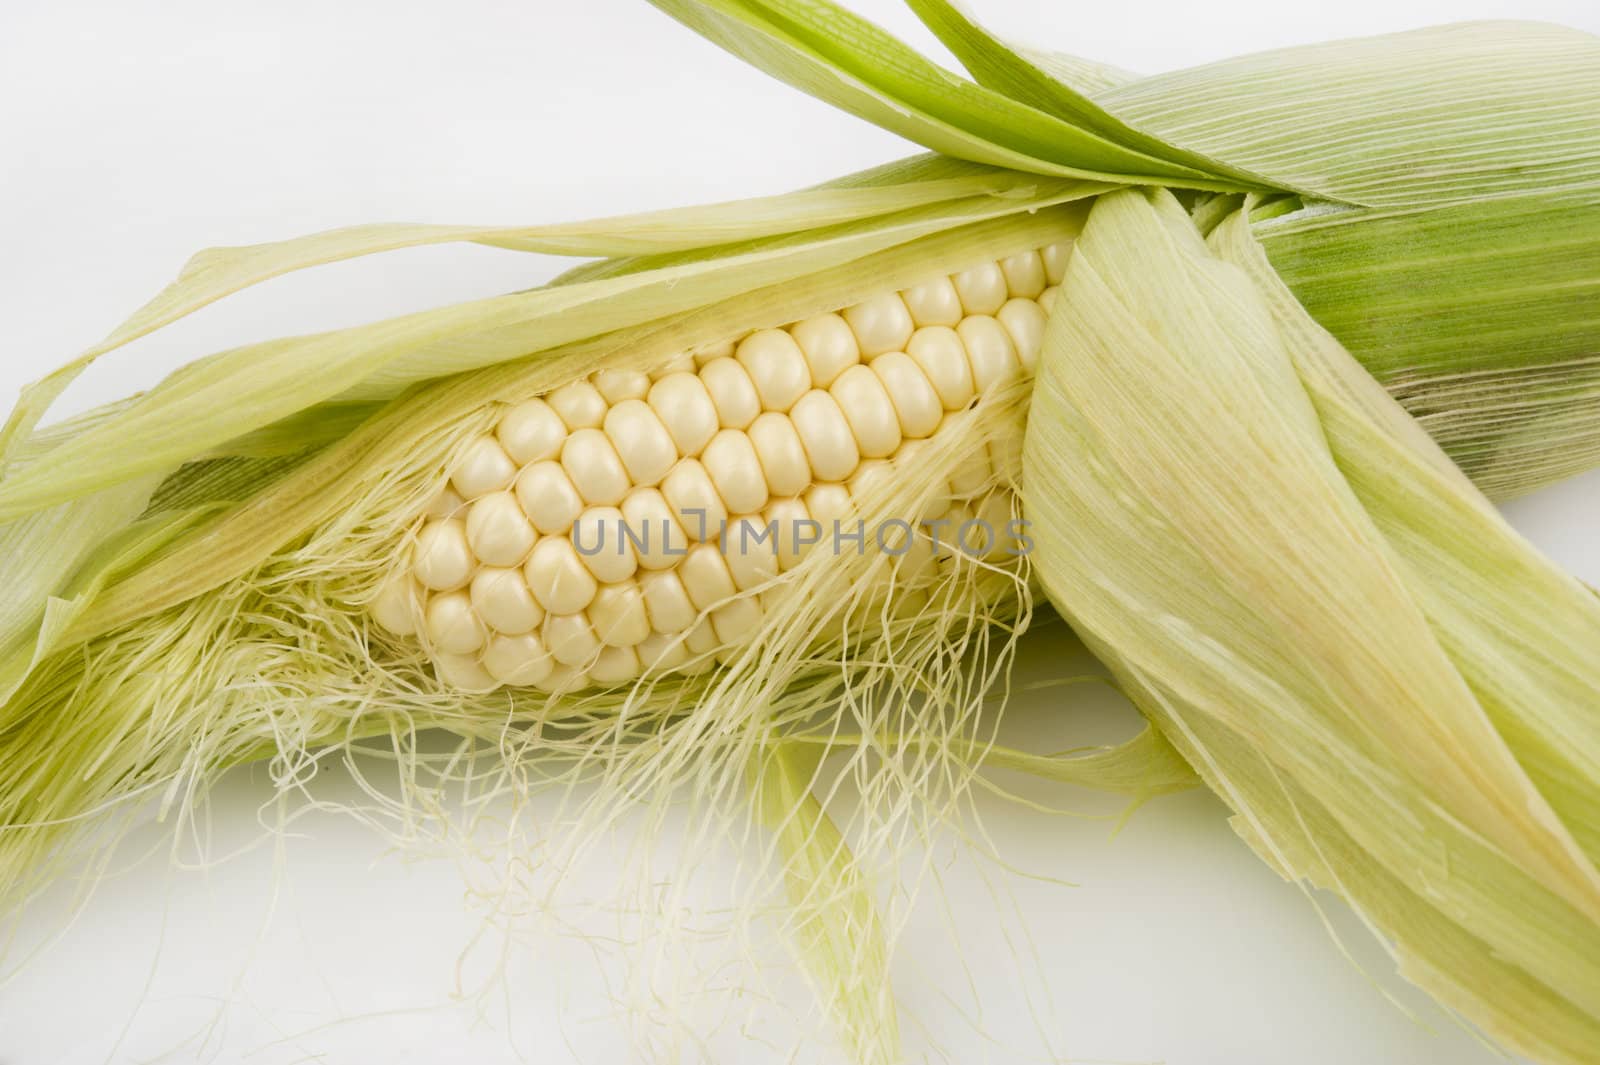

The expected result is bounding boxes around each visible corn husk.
[1022,187,1600,1063]
[651,0,1600,498]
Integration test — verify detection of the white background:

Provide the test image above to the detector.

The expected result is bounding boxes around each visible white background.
[3,1,1598,1062]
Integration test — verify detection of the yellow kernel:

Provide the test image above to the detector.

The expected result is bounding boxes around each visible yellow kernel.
[996,298,1047,374]
[1041,241,1071,284]
[747,412,811,499]
[683,616,720,655]
[425,590,486,655]
[547,380,607,430]
[928,501,977,557]
[790,390,860,483]
[647,372,719,457]
[951,262,1008,316]
[523,536,598,615]
[847,459,895,506]
[465,490,536,567]
[907,326,976,411]
[470,567,544,635]
[571,506,639,584]
[711,596,763,647]
[515,460,585,535]
[830,364,902,460]
[588,581,652,647]
[679,543,738,611]
[637,631,691,672]
[370,572,421,636]
[789,313,860,388]
[639,568,698,634]
[736,329,810,412]
[452,437,518,499]
[889,440,950,522]
[944,426,993,497]
[803,482,852,531]
[620,487,691,571]
[957,315,1022,394]
[413,519,474,591]
[423,485,465,520]
[435,653,499,693]
[998,249,1047,299]
[763,497,812,571]
[723,515,779,591]
[899,275,964,328]
[604,399,678,487]
[842,292,914,357]
[497,398,566,465]
[701,429,770,515]
[700,357,761,430]
[531,661,589,694]
[481,632,555,687]
[562,428,631,506]
[660,459,728,541]
[544,612,602,667]
[869,351,943,439]
[592,368,650,404]
[589,644,641,685]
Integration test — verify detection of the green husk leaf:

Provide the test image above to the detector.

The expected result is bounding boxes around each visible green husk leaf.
[48,203,1089,648]
[754,742,899,1063]
[1022,187,1600,1063]
[974,723,1197,797]
[0,480,162,704]
[902,0,1266,186]
[1256,187,1600,497]
[1093,21,1600,208]
[0,158,1027,471]
[1013,48,1138,97]
[0,179,1100,525]
[643,0,1244,189]
[1216,200,1600,864]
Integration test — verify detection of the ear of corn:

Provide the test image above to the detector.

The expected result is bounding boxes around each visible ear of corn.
[4,4,1600,1061]
[1022,187,1600,1064]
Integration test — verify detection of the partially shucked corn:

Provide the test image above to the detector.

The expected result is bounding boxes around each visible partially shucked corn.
[6,7,1600,1065]
[371,244,1067,692]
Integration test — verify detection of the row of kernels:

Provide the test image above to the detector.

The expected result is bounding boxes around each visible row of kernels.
[468,239,1068,500]
[404,485,994,693]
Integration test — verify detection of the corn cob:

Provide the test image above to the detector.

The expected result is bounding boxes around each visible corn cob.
[373,245,1064,693]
